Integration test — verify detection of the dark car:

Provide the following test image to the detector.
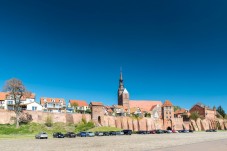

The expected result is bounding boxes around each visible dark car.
[79,132,88,137]
[150,130,156,134]
[206,129,217,132]
[53,132,64,138]
[95,132,104,136]
[189,130,194,133]
[138,130,147,134]
[64,132,76,138]
[156,130,164,134]
[103,132,110,136]
[109,131,117,136]
[123,130,132,135]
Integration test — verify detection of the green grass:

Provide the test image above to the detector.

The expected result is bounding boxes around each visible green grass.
[88,126,122,132]
[0,122,75,136]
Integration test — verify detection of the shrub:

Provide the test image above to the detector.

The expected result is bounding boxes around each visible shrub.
[190,112,200,121]
[75,121,95,133]
[45,115,53,127]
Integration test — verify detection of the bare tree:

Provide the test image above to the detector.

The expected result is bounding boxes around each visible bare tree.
[3,78,31,128]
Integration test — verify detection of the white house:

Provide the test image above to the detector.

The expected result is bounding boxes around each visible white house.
[0,92,36,110]
[26,102,42,111]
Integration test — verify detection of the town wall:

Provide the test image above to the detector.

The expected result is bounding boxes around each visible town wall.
[1,109,226,131]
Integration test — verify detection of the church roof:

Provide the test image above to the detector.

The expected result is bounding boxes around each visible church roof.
[129,100,162,112]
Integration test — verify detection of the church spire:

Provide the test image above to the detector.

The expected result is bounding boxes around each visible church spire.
[119,70,124,89]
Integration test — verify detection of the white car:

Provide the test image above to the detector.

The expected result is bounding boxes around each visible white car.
[35,132,48,139]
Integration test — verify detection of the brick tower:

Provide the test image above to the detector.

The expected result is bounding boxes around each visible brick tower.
[118,71,129,110]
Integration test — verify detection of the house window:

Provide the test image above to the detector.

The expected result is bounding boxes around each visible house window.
[32,106,37,111]
[166,116,168,118]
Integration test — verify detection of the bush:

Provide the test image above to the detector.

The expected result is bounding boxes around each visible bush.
[190,112,200,121]
[45,115,53,127]
[75,121,95,133]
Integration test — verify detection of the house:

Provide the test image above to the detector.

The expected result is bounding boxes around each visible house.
[26,102,42,111]
[68,100,90,113]
[0,92,36,110]
[40,97,66,113]
[174,108,190,121]
[189,103,217,120]
[104,106,114,116]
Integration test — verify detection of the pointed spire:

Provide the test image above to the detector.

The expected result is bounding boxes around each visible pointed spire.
[119,68,124,89]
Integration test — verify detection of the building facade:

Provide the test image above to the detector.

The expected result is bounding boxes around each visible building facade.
[0,92,36,110]
[40,97,66,113]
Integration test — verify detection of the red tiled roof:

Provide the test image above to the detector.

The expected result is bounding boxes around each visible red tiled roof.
[129,100,162,112]
[0,92,7,100]
[175,109,187,114]
[40,97,66,105]
[162,100,173,107]
[0,92,35,100]
[90,102,103,106]
[69,100,88,107]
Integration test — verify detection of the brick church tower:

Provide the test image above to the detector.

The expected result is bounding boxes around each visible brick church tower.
[118,71,129,109]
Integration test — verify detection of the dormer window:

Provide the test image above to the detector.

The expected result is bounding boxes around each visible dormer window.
[52,99,55,102]
[44,99,47,102]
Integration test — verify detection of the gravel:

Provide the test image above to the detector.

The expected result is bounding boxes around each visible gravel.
[1,132,227,151]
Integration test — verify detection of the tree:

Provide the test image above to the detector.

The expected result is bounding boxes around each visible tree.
[85,109,91,114]
[217,106,226,118]
[174,106,181,112]
[189,112,200,121]
[3,78,31,128]
[71,102,78,113]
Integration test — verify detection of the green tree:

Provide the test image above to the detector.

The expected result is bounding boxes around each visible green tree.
[217,106,226,118]
[174,106,181,112]
[71,102,78,113]
[85,109,91,114]
[190,112,200,121]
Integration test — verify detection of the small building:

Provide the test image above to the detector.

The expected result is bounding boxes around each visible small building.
[40,97,66,113]
[68,100,90,113]
[26,102,42,111]
[189,103,216,120]
[90,102,104,126]
[174,108,190,121]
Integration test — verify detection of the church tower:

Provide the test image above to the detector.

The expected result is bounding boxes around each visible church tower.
[118,71,129,109]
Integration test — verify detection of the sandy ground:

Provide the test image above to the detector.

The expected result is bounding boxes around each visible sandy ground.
[1,132,227,151]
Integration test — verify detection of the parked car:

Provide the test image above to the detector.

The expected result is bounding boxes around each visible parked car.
[79,132,88,137]
[109,131,117,136]
[156,130,164,134]
[179,130,189,133]
[167,130,172,133]
[206,129,217,132]
[103,132,110,136]
[35,132,48,139]
[87,132,95,137]
[189,130,194,133]
[150,130,156,134]
[53,132,64,138]
[64,132,76,138]
[123,130,132,135]
[116,131,124,135]
[138,130,147,134]
[172,130,178,133]
[95,132,104,136]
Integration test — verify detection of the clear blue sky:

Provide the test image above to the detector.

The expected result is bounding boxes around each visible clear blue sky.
[0,0,227,110]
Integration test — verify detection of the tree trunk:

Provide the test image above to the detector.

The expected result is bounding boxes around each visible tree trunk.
[16,113,20,128]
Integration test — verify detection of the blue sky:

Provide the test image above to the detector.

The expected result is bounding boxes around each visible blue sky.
[0,0,227,110]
